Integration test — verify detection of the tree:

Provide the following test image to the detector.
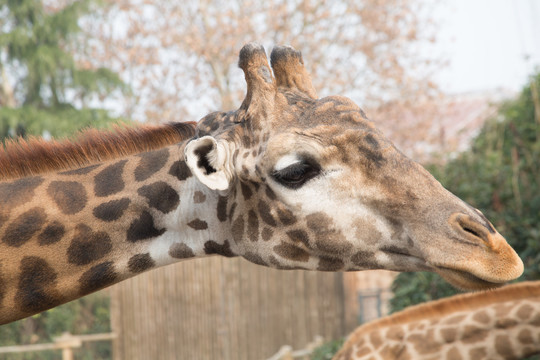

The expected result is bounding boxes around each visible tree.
[0,0,128,141]
[390,72,540,313]
[81,0,442,137]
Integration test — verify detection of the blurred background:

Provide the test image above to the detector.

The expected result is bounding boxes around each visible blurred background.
[0,0,539,359]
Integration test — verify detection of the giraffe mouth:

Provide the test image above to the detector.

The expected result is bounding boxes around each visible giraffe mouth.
[433,267,506,291]
[381,248,506,290]
[380,247,431,271]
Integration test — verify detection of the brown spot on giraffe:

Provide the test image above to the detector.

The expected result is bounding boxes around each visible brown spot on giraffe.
[138,181,180,214]
[228,202,237,222]
[240,182,253,201]
[306,212,353,254]
[494,334,515,358]
[516,303,534,320]
[2,207,47,247]
[468,347,487,358]
[273,243,309,262]
[193,191,206,203]
[128,253,155,273]
[518,328,534,344]
[350,251,379,269]
[243,251,266,266]
[169,243,195,259]
[38,221,66,245]
[386,327,404,341]
[93,198,131,222]
[231,216,244,243]
[495,317,518,329]
[286,229,310,247]
[257,200,276,227]
[445,347,463,360]
[127,211,166,242]
[47,181,88,215]
[216,196,228,222]
[461,325,489,344]
[94,160,127,197]
[353,217,382,246]
[135,148,170,182]
[204,240,236,257]
[265,186,277,200]
[79,261,117,295]
[247,210,259,242]
[472,310,490,325]
[67,224,112,266]
[408,330,438,355]
[317,256,343,271]
[168,160,192,181]
[275,204,296,225]
[0,176,43,208]
[16,257,60,314]
[444,314,467,325]
[261,227,273,241]
[369,330,383,349]
[187,218,208,230]
[440,327,457,343]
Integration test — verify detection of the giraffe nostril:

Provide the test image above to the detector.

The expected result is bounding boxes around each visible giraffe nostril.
[461,225,481,239]
[450,213,492,245]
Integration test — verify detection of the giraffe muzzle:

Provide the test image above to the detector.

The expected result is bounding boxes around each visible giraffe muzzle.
[429,212,524,290]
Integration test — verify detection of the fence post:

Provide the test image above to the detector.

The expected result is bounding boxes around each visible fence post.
[53,332,82,360]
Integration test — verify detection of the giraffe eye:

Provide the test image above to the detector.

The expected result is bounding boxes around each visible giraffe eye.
[271,159,321,189]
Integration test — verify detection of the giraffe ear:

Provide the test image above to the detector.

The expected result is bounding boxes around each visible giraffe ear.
[185,136,233,191]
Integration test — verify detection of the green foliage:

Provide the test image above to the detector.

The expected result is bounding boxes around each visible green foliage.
[0,292,111,360]
[0,0,127,139]
[390,72,540,313]
[310,338,345,360]
[0,106,120,140]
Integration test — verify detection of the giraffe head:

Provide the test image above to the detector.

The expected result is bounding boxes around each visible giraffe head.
[185,43,523,290]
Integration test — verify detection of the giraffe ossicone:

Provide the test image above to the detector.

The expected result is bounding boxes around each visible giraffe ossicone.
[0,43,523,324]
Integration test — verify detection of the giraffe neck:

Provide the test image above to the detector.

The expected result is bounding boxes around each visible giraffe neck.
[0,141,236,324]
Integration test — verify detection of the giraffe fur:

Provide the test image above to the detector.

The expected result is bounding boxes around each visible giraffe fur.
[334,281,540,360]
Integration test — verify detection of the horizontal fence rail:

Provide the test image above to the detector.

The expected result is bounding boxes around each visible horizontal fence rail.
[0,332,116,360]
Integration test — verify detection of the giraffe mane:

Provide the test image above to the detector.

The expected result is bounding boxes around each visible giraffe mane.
[352,281,540,335]
[0,122,197,180]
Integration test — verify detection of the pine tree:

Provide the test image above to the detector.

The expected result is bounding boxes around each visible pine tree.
[0,0,127,141]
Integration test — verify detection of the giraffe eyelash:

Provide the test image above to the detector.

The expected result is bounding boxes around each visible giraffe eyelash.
[270,158,321,189]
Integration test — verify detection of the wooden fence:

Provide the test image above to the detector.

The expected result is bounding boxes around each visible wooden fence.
[0,332,116,360]
[111,256,353,360]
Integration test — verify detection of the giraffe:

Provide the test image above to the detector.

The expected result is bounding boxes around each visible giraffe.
[333,281,540,360]
[0,43,523,325]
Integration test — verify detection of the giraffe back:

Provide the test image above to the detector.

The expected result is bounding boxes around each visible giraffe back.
[334,281,540,360]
